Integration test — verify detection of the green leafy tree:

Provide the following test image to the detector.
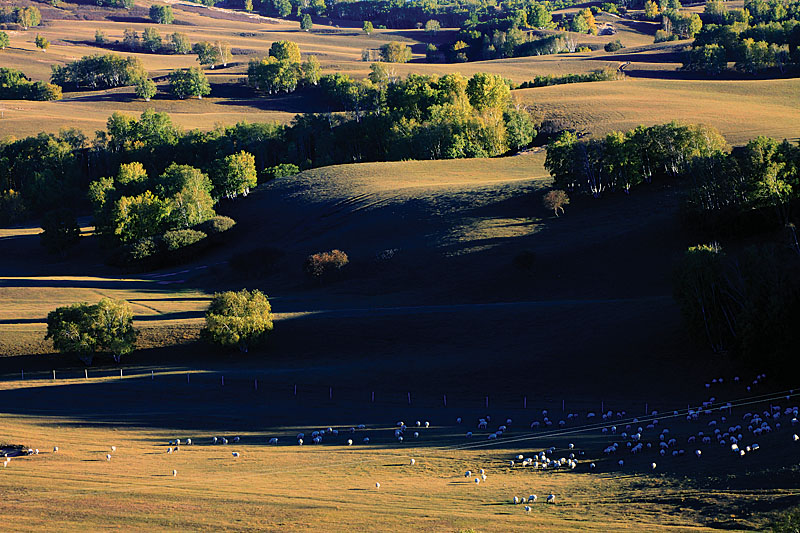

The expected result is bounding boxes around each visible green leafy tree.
[213,151,257,198]
[202,289,273,352]
[0,31,10,50]
[135,77,157,101]
[466,72,510,111]
[193,41,220,67]
[123,28,140,50]
[248,56,300,93]
[244,0,253,11]
[301,13,313,31]
[142,27,162,53]
[273,0,291,17]
[117,161,149,187]
[35,34,49,52]
[362,20,374,35]
[50,54,145,90]
[149,4,174,24]
[380,41,411,63]
[170,32,191,54]
[169,67,211,99]
[301,55,321,85]
[15,6,41,30]
[156,163,215,227]
[94,29,107,45]
[113,190,173,244]
[529,3,552,28]
[269,40,301,63]
[46,298,138,364]
[40,208,80,254]
[424,19,440,34]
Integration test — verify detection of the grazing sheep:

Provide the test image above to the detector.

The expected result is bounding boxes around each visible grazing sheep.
[474,478,480,484]
[414,432,419,438]
[358,424,366,429]
[425,421,430,428]
[167,447,173,454]
[363,438,370,444]
[375,482,380,489]
[466,432,473,438]
[347,439,353,446]
[524,505,531,513]
[297,439,304,446]
[618,460,624,467]
[547,494,555,504]
[233,437,240,443]
[651,463,657,470]
[111,446,116,452]
[456,418,462,424]
[793,434,799,442]
[513,496,520,504]
[172,470,177,477]
[53,447,58,453]
[232,452,240,458]
[465,470,472,477]
[481,474,487,481]
[269,438,278,445]
[212,437,218,445]
[695,450,702,458]
[529,495,537,503]
[222,438,228,445]
[106,454,111,461]
[590,463,596,470]
[410,458,415,466]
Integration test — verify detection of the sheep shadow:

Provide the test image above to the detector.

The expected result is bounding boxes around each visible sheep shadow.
[381,463,408,467]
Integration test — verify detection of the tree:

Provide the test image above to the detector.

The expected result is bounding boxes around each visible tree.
[123,28,140,50]
[149,4,174,24]
[40,208,80,254]
[543,189,570,216]
[156,163,215,227]
[46,298,137,364]
[202,289,273,352]
[0,31,9,50]
[380,41,411,63]
[34,34,49,52]
[15,6,41,30]
[169,67,211,99]
[424,19,440,34]
[363,20,374,35]
[50,54,146,90]
[301,13,313,31]
[466,72,510,111]
[117,161,149,187]
[95,29,107,45]
[193,41,220,68]
[142,27,162,53]
[644,0,660,20]
[215,40,232,66]
[170,32,191,54]
[604,39,624,52]
[273,0,291,17]
[113,190,173,244]
[213,151,257,198]
[135,77,157,101]
[269,40,301,63]
[301,55,321,85]
[529,3,552,28]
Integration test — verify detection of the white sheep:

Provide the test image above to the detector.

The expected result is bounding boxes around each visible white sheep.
[524,505,531,513]
[222,438,228,445]
[547,494,555,504]
[212,437,218,445]
[186,439,192,446]
[172,469,177,477]
[233,437,240,443]
[474,478,480,484]
[465,470,472,477]
[651,462,657,470]
[111,446,116,452]
[375,482,380,489]
[106,454,111,461]
[410,458,415,466]
[53,447,58,453]
[363,438,370,444]
[793,434,799,442]
[481,474,487,481]
[347,439,353,446]
[269,438,278,445]
[425,421,430,428]
[513,496,520,504]
[529,495,537,503]
[298,439,304,446]
[167,447,173,454]
[232,452,240,458]
[590,463,596,469]
[414,432,419,438]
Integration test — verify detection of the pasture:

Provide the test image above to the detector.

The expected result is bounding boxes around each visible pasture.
[1,366,798,531]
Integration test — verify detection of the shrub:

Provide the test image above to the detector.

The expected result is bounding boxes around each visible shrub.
[543,190,570,216]
[162,228,206,251]
[262,163,299,180]
[604,40,624,52]
[127,237,159,261]
[194,215,235,235]
[305,249,349,278]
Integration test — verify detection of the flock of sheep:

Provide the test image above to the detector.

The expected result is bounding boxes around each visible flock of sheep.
[4,372,797,513]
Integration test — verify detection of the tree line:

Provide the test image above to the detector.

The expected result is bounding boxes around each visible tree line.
[684,0,800,74]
